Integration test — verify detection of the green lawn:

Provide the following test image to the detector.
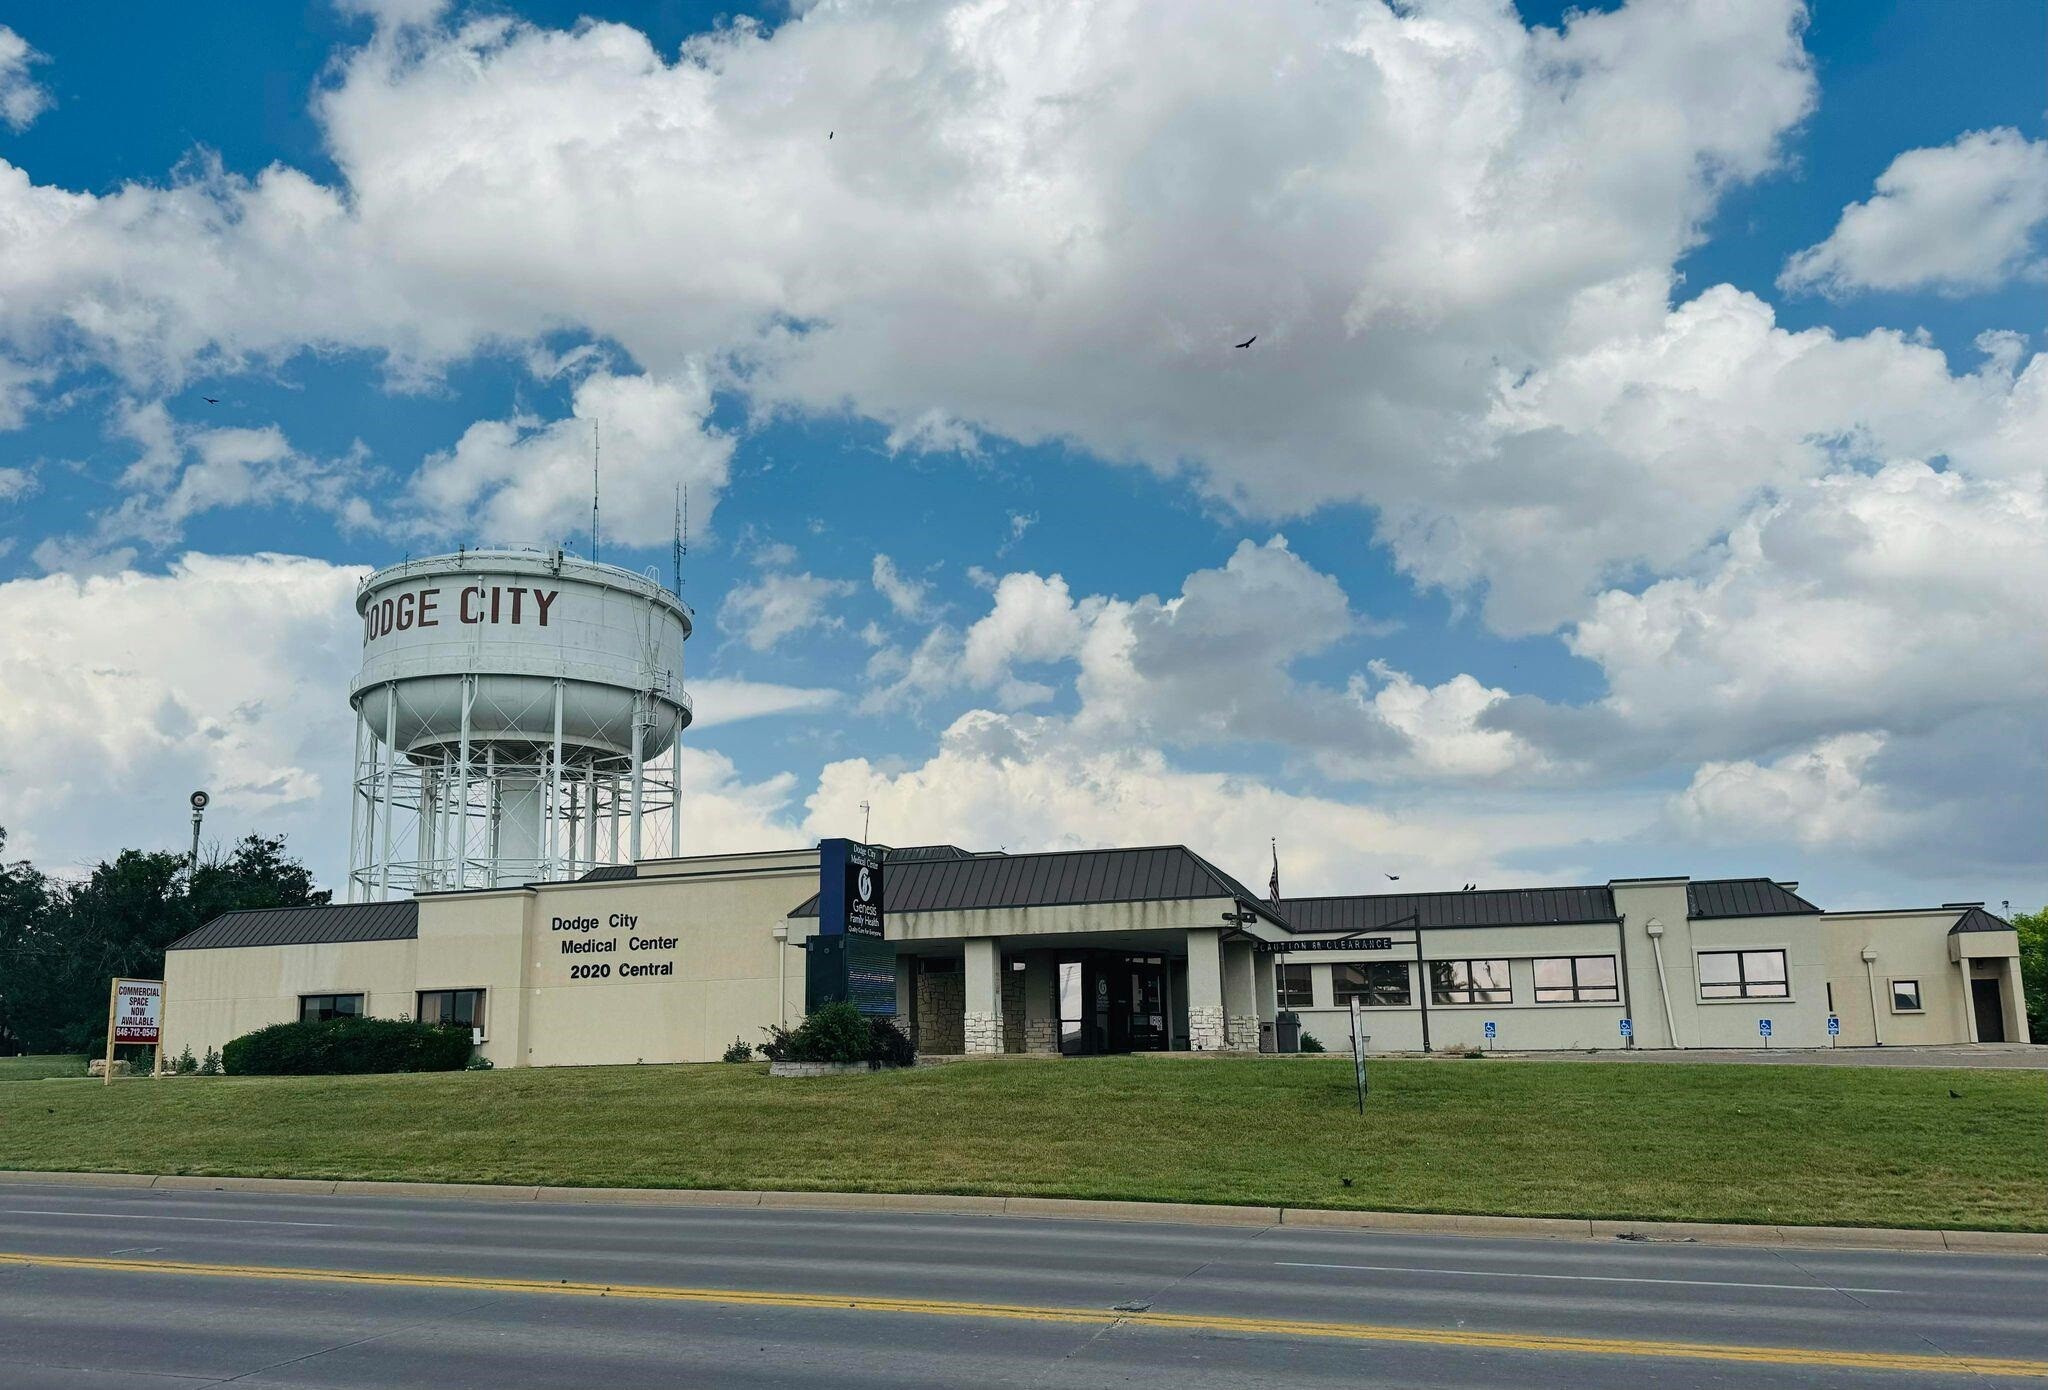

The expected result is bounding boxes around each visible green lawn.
[0,1055,89,1082]
[1,1057,2041,1230]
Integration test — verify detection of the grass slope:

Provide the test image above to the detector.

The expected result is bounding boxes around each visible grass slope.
[2,1058,2041,1230]
[0,1055,89,1082]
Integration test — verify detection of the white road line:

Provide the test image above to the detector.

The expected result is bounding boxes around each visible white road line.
[0,1209,339,1228]
[1274,1261,1902,1295]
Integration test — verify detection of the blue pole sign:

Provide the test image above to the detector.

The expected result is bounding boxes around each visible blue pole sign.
[1827,1015,1839,1035]
[1618,1018,1633,1040]
[1483,1021,1496,1041]
[810,839,894,1017]
[1758,1018,1772,1037]
[818,838,884,938]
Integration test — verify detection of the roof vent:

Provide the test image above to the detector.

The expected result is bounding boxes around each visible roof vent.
[1775,882,1797,892]
[1941,901,1986,909]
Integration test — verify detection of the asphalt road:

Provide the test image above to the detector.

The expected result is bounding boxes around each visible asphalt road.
[0,1182,2043,1388]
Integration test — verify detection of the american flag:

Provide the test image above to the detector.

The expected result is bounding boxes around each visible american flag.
[1267,838,1279,906]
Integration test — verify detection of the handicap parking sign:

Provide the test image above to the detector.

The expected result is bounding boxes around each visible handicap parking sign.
[1827,1015,1840,1036]
[1618,1018,1633,1038]
[1758,1018,1773,1037]
[1483,1021,1496,1040]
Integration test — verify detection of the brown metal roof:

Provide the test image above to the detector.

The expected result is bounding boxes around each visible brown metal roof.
[1950,905,2015,935]
[788,844,1286,925]
[1685,879,1822,919]
[1279,886,1617,933]
[167,901,418,951]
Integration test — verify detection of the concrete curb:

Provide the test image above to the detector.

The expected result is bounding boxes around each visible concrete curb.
[0,1170,2041,1254]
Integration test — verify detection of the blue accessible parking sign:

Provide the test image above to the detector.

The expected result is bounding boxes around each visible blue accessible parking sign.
[1618,1018,1633,1039]
[1758,1018,1773,1037]
[1483,1021,1496,1041]
[1827,1016,1840,1036]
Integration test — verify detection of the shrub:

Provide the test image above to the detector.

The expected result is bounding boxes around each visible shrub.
[222,1016,473,1076]
[760,1002,916,1067]
[464,1055,495,1071]
[199,1047,222,1075]
[721,1038,754,1063]
[1298,1032,1326,1053]
[174,1046,198,1075]
[866,1016,916,1068]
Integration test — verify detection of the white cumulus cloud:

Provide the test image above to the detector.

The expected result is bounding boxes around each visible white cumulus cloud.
[0,26,50,131]
[1780,128,2048,297]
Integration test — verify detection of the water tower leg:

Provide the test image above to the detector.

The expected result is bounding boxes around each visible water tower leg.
[549,679,564,881]
[582,771,598,869]
[607,773,621,864]
[376,684,397,900]
[347,710,366,904]
[417,763,437,892]
[455,676,472,890]
[669,739,681,859]
[485,743,498,872]
[628,693,646,862]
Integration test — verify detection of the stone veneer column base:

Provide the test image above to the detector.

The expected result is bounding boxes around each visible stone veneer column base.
[1024,1019,1059,1054]
[963,1011,1003,1055]
[1226,1015,1260,1051]
[1188,1006,1226,1052]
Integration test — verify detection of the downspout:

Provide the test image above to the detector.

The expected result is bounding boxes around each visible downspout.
[1414,924,1432,1054]
[1862,947,1882,1046]
[1646,916,1679,1049]
[774,924,789,1024]
[1613,916,1635,1050]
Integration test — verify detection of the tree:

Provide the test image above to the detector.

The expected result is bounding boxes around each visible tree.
[0,831,328,1055]
[2014,906,2046,1041]
[0,829,54,1053]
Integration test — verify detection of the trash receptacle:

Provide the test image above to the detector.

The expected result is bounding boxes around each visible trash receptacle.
[1275,1012,1302,1053]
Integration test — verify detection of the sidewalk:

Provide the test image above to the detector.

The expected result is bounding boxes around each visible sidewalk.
[4,1170,2043,1254]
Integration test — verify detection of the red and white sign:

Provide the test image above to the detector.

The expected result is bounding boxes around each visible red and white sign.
[112,979,163,1045]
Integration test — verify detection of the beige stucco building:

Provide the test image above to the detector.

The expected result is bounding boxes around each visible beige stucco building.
[164,843,2030,1065]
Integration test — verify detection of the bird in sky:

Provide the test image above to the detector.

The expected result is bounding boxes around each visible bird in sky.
[201,396,219,404]
[1234,335,1257,349]
[828,131,833,139]
[1385,873,1400,881]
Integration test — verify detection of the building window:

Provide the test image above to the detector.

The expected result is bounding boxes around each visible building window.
[416,989,485,1031]
[1533,956,1619,1004]
[1429,959,1511,1005]
[1277,963,1315,1009]
[299,993,364,1023]
[1697,950,1789,1000]
[1334,962,1410,1007]
[1891,979,1923,1013]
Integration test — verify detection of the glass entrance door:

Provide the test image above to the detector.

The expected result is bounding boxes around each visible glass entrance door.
[1060,953,1170,1053]
[1109,956,1168,1052]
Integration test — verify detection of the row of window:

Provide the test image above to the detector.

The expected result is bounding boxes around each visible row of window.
[299,990,486,1029]
[1277,950,1794,1008]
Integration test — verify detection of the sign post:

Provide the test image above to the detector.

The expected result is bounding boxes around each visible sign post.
[1482,1020,1497,1047]
[1827,1014,1840,1048]
[1618,1017,1633,1046]
[105,978,163,1085]
[1347,998,1368,1114]
[1759,1017,1772,1049]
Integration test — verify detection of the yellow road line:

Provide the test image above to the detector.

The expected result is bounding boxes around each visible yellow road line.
[2,1250,2043,1378]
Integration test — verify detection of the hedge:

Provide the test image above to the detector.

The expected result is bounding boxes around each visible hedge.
[221,1016,474,1075]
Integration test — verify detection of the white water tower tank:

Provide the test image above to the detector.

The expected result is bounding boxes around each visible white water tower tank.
[346,547,692,900]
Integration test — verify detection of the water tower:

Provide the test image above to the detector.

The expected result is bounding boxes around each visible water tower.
[346,548,692,901]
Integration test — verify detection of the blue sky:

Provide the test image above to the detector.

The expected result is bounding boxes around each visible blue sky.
[0,0,2041,912]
